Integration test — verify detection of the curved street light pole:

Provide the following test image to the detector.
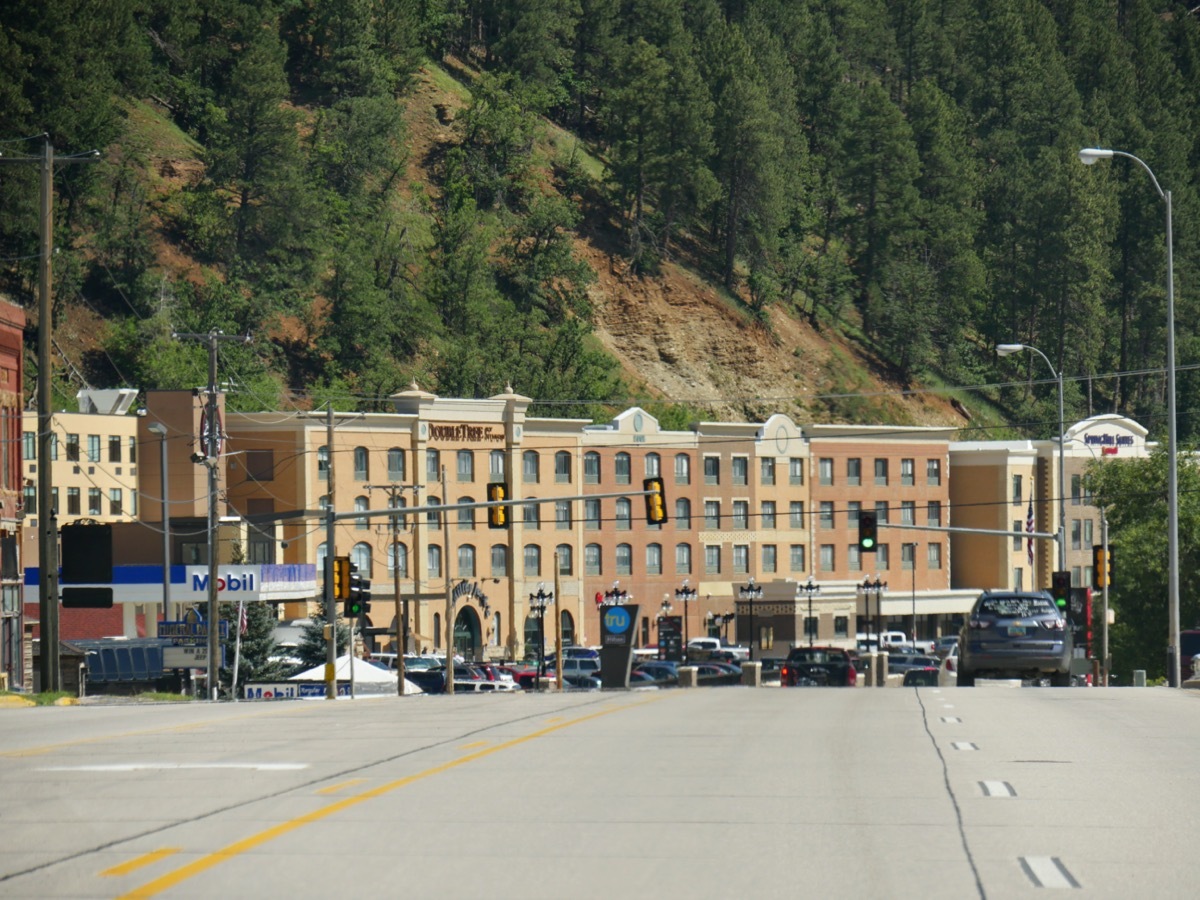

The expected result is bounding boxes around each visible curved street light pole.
[1079,147,1178,687]
[997,342,1066,573]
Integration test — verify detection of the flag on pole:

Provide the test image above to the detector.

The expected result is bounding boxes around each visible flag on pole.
[238,599,248,635]
[1026,500,1035,566]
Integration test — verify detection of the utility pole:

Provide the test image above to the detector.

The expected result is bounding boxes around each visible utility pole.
[442,467,455,695]
[365,482,417,695]
[325,403,337,699]
[173,330,250,699]
[1,136,98,692]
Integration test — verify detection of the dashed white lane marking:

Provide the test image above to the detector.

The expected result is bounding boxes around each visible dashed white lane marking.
[951,742,978,751]
[40,763,308,772]
[941,716,962,723]
[980,780,1016,797]
[1020,856,1080,888]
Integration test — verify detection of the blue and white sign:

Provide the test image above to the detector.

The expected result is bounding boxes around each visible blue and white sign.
[25,563,317,606]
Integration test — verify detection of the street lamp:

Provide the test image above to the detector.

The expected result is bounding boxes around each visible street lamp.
[738,578,763,660]
[675,579,697,647]
[147,423,171,622]
[601,581,630,606]
[529,584,552,691]
[798,577,820,646]
[1079,146,1179,687]
[997,342,1066,572]
[861,577,887,648]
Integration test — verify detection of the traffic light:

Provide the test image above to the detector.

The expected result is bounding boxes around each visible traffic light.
[1092,545,1112,589]
[1051,570,1071,609]
[857,513,878,552]
[643,477,668,524]
[345,565,371,617]
[333,555,351,600]
[487,482,509,529]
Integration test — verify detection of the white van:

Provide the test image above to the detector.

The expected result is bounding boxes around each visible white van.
[856,631,909,650]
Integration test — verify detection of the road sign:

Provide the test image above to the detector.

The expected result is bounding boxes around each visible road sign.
[163,645,222,669]
[158,608,229,646]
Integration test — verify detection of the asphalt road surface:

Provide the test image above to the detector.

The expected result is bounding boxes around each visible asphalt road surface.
[2,684,1199,899]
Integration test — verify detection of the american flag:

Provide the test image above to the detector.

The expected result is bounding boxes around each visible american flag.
[1026,500,1035,566]
[238,601,248,636]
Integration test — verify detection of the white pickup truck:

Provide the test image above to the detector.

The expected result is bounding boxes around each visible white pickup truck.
[686,637,749,660]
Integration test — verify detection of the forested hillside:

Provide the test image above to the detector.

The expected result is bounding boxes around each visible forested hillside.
[1,0,1197,439]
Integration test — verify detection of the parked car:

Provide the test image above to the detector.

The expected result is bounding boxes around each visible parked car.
[957,590,1073,687]
[547,658,602,679]
[886,654,942,673]
[780,647,857,687]
[633,662,679,684]
[933,635,959,658]
[695,663,742,685]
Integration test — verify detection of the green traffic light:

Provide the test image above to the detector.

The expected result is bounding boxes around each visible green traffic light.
[861,538,875,549]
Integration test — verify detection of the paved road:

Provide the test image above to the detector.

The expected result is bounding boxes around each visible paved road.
[2,685,1199,899]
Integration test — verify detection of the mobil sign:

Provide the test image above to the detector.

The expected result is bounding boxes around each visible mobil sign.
[185,566,259,599]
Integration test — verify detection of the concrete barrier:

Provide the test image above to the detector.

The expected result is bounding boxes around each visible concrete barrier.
[1133,670,1147,687]
[740,661,762,687]
[875,652,889,687]
[678,666,699,688]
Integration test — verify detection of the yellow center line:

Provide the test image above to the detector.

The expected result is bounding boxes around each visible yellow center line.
[315,778,366,796]
[100,849,181,878]
[118,697,660,899]
[457,740,490,750]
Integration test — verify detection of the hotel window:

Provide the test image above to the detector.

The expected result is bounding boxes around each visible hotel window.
[760,457,776,485]
[128,435,137,464]
[491,545,508,577]
[426,497,442,529]
[108,489,122,515]
[555,500,571,530]
[108,435,122,463]
[354,447,369,481]
[522,450,540,484]
[1071,474,1082,505]
[646,543,663,575]
[388,542,408,577]
[789,501,805,528]
[616,498,632,530]
[426,449,440,482]
[927,501,942,527]
[584,451,600,484]
[557,545,573,575]
[50,433,58,460]
[874,458,888,486]
[835,616,849,639]
[1084,519,1094,546]
[23,484,35,514]
[66,433,80,462]
[490,449,505,478]
[847,458,861,486]
[704,456,720,485]
[388,448,405,481]
[555,451,571,483]
[790,544,806,573]
[819,458,833,485]
[901,501,915,526]
[676,543,692,575]
[585,544,602,576]
[732,456,748,486]
[524,544,542,577]
[901,458,914,486]
[849,544,862,571]
[67,487,80,515]
[23,431,34,459]
[789,458,804,485]
[675,498,691,529]
[458,500,475,531]
[732,544,749,574]
[705,545,721,574]
[1012,474,1022,505]
[819,501,834,529]
[1013,520,1023,551]
[848,501,861,527]
[87,434,100,463]
[928,543,943,569]
[355,496,369,529]
[674,453,690,485]
[927,458,941,486]
[88,487,101,515]
[645,452,661,478]
[761,501,776,529]
[1071,519,1081,550]
[523,501,540,530]
[902,542,915,570]
[877,544,890,570]
[732,500,749,529]
[352,542,372,578]
[457,450,475,482]
[875,501,889,524]
[458,545,476,578]
[820,544,835,571]
[584,499,601,530]
[615,452,631,484]
[616,543,632,575]
[762,544,777,574]
[427,545,442,578]
[704,501,720,529]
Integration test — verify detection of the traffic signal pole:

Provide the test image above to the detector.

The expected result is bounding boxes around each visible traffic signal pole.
[325,403,337,700]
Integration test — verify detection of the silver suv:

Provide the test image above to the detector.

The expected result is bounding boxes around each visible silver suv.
[957,590,1073,686]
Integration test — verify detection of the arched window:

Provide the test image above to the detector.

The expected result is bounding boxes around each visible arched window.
[524,544,541,577]
[585,543,602,576]
[491,544,508,577]
[616,543,633,575]
[556,544,573,575]
[674,453,690,484]
[584,451,600,484]
[560,610,575,647]
[616,498,632,530]
[388,541,408,577]
[615,452,631,484]
[354,496,369,530]
[676,543,692,575]
[523,450,540,483]
[523,499,540,529]
[427,544,442,578]
[456,449,475,482]
[352,542,372,578]
[427,496,441,529]
[318,445,329,481]
[675,497,691,529]
[458,545,476,577]
[555,450,572,483]
[387,448,405,482]
[645,452,661,477]
[490,449,506,479]
[354,446,369,480]
[457,497,475,530]
[646,543,662,574]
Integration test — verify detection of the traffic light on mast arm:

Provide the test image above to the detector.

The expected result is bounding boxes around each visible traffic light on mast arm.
[643,477,668,524]
[333,556,351,600]
[1051,570,1071,609]
[487,482,509,529]
[345,566,371,617]
[1092,545,1113,589]
[858,513,878,552]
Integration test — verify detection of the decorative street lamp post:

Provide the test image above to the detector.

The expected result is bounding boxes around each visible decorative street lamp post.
[675,579,697,647]
[798,577,820,646]
[529,584,552,691]
[738,578,763,661]
[861,577,887,649]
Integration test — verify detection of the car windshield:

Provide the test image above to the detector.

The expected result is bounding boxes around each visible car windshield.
[787,650,841,663]
[978,596,1057,618]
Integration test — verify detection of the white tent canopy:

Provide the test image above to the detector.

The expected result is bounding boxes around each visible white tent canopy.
[289,654,423,692]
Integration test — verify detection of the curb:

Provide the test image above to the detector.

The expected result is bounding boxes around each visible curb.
[0,695,36,708]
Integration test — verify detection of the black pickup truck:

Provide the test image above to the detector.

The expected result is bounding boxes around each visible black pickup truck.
[780,647,858,687]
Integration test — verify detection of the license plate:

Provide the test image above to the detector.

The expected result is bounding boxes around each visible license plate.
[1007,625,1027,637]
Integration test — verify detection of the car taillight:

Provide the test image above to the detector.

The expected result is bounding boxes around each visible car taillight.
[968,618,991,629]
[946,657,956,672]
[781,665,792,683]
[1040,620,1065,631]
[847,665,857,686]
